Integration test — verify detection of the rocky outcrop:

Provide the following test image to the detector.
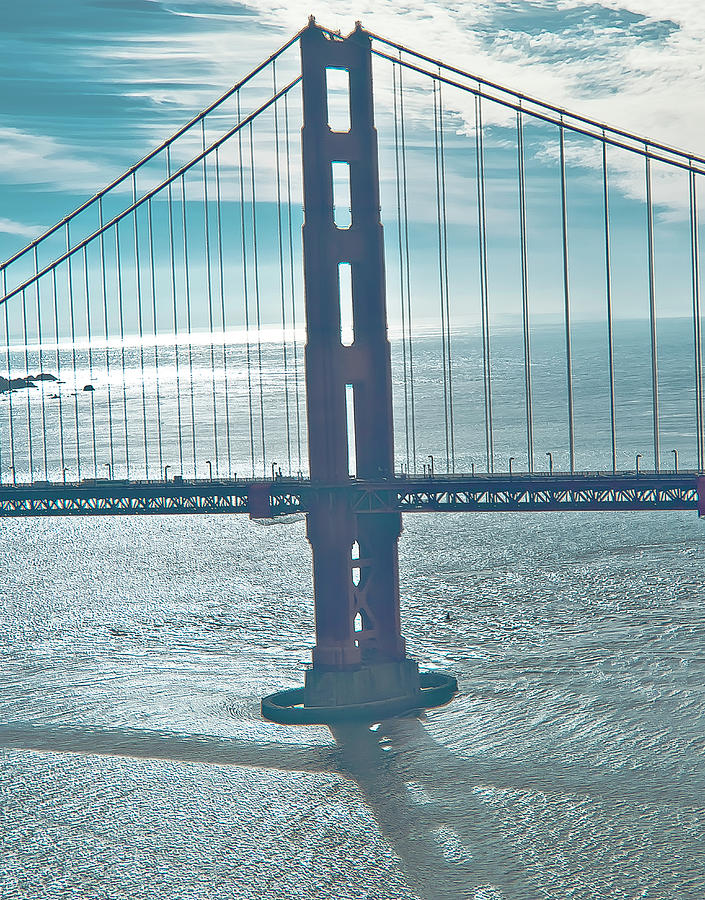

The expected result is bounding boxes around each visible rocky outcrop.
[0,373,58,393]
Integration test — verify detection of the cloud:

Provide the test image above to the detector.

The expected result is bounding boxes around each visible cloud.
[3,0,703,302]
[0,127,111,192]
[0,217,43,239]
[222,0,705,159]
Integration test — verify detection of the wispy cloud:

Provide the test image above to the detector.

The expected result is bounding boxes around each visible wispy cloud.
[0,127,110,191]
[232,0,705,157]
[0,217,43,239]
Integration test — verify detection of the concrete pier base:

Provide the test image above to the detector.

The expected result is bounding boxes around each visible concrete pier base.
[261,663,457,725]
[304,659,421,708]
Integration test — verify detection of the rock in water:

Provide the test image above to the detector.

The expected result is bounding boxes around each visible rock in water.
[0,375,39,393]
[0,372,59,393]
[83,384,95,392]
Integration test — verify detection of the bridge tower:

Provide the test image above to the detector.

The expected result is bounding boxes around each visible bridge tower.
[262,19,456,722]
[300,19,420,709]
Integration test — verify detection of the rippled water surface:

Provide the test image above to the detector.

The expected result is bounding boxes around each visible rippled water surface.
[1,327,704,898]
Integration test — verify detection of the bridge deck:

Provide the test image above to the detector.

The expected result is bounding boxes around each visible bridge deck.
[0,472,701,517]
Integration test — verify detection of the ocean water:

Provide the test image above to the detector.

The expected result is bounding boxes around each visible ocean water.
[1,322,704,899]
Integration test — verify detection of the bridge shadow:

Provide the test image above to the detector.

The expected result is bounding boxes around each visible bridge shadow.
[1,714,701,899]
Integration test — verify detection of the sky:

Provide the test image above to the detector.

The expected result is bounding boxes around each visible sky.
[1,0,704,329]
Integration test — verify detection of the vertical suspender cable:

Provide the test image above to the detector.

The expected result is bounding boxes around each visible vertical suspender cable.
[201,119,220,477]
[115,223,130,478]
[249,121,267,476]
[399,59,417,472]
[51,267,65,477]
[99,198,115,475]
[2,268,15,483]
[0,277,3,483]
[433,80,451,471]
[66,224,81,479]
[559,122,575,473]
[438,79,456,472]
[21,287,33,480]
[147,198,164,475]
[273,62,293,475]
[82,245,98,477]
[34,248,49,479]
[284,91,303,471]
[132,173,150,477]
[645,147,660,471]
[393,63,411,474]
[166,146,184,477]
[689,165,703,471]
[237,94,256,478]
[475,93,493,472]
[517,108,534,472]
[181,172,198,478]
[215,146,233,476]
[602,137,617,473]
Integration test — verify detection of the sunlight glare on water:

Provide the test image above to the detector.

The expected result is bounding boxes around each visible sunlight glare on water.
[1,327,704,899]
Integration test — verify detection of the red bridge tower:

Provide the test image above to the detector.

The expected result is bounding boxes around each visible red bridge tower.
[262,20,456,723]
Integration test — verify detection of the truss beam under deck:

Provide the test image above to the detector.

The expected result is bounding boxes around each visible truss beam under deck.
[0,473,700,517]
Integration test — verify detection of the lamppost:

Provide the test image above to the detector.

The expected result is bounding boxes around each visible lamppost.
[428,455,434,478]
[509,457,515,476]
[635,453,642,475]
[271,461,278,480]
[206,460,212,480]
[672,449,678,473]
[546,452,553,475]
[164,464,171,481]
[104,463,112,479]
[471,461,475,476]
[62,467,68,484]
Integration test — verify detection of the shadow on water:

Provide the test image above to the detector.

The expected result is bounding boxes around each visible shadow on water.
[1,714,703,899]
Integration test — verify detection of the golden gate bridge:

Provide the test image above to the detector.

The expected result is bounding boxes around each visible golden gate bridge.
[1,19,703,721]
